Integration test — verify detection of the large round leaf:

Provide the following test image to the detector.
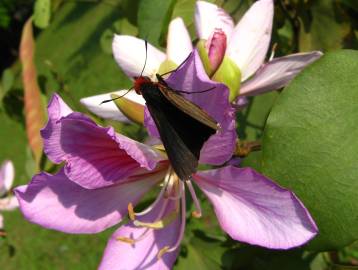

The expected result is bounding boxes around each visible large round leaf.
[261,50,358,251]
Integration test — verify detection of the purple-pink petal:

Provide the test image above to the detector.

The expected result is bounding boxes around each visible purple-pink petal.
[226,0,274,81]
[195,1,234,40]
[144,50,237,165]
[239,51,323,96]
[194,166,318,249]
[42,94,167,189]
[99,199,180,270]
[14,169,165,234]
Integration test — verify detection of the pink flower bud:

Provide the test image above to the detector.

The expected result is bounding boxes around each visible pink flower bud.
[206,28,227,73]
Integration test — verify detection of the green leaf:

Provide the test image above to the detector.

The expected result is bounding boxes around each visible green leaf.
[175,231,227,270]
[223,246,314,270]
[0,112,28,185]
[0,4,11,28]
[137,0,177,46]
[2,69,14,93]
[171,0,195,35]
[34,2,131,105]
[113,18,138,36]
[236,91,279,141]
[0,69,14,102]
[298,1,352,51]
[33,0,51,29]
[261,50,358,250]
[171,0,195,24]
[100,28,114,54]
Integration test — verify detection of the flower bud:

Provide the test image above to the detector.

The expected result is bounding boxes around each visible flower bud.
[206,29,227,74]
[197,29,227,77]
[111,94,144,124]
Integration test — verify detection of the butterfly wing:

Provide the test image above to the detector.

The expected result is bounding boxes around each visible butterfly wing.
[141,83,216,181]
[158,84,218,130]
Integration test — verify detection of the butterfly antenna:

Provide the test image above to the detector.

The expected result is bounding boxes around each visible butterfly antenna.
[139,40,148,77]
[100,87,133,105]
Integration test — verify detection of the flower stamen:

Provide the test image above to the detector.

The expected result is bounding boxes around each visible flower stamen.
[133,210,178,229]
[127,168,172,220]
[157,246,170,260]
[127,203,136,221]
[186,180,202,218]
[157,181,186,259]
[116,236,135,245]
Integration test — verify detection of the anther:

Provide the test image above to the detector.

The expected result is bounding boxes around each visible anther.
[116,236,135,245]
[133,211,178,229]
[157,246,170,260]
[128,203,136,221]
[191,211,202,218]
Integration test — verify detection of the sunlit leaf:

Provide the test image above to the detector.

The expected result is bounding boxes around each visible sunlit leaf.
[0,69,14,103]
[262,50,358,250]
[299,1,351,51]
[138,0,177,46]
[33,0,51,29]
[175,231,227,270]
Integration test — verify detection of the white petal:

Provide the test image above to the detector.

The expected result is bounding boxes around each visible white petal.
[167,17,193,65]
[0,196,18,211]
[0,160,14,195]
[80,90,145,122]
[0,214,3,229]
[195,1,234,40]
[112,35,166,78]
[226,0,274,81]
[240,51,323,96]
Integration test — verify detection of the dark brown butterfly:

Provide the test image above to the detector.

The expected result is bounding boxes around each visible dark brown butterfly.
[133,72,218,181]
[105,41,218,181]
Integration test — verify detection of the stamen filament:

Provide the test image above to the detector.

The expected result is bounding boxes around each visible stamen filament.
[166,182,186,252]
[118,168,185,249]
[186,180,202,218]
[166,180,183,200]
[157,181,186,258]
[133,211,178,229]
[118,180,175,245]
[128,168,171,219]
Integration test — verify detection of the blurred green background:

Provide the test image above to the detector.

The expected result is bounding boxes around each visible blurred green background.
[0,0,357,269]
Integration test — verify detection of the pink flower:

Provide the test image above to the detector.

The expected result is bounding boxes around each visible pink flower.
[195,0,323,99]
[0,160,19,229]
[15,90,317,269]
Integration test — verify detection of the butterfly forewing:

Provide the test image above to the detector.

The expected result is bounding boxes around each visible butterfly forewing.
[156,78,218,131]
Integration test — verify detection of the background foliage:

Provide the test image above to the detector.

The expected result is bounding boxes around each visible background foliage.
[0,0,357,269]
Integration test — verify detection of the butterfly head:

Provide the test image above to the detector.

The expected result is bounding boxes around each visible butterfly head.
[133,76,152,95]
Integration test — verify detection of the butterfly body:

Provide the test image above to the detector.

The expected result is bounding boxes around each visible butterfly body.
[134,75,217,181]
